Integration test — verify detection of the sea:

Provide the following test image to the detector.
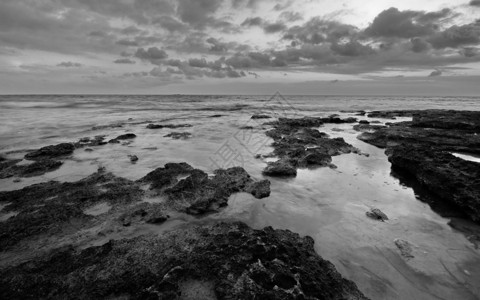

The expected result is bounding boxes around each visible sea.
[1,94,480,299]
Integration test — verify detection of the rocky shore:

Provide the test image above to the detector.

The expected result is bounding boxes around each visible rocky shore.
[357,110,480,223]
[0,144,367,299]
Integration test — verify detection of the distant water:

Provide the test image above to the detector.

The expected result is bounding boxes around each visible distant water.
[1,94,480,300]
[1,94,480,151]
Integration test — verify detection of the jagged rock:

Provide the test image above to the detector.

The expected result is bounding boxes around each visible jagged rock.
[74,135,107,148]
[24,143,75,160]
[164,132,192,139]
[0,222,368,300]
[366,208,388,221]
[108,133,136,143]
[147,123,192,129]
[263,159,297,177]
[0,171,144,249]
[388,146,480,223]
[245,180,271,198]
[119,203,169,226]
[357,110,480,224]
[0,159,63,179]
[394,239,414,259]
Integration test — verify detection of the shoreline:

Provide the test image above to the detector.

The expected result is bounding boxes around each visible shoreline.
[1,109,480,299]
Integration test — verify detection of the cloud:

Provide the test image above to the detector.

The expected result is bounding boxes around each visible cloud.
[279,11,303,23]
[470,0,480,7]
[428,22,480,49]
[114,58,136,64]
[176,0,222,28]
[153,16,188,32]
[116,39,139,47]
[57,61,82,67]
[241,17,264,27]
[263,22,287,33]
[429,69,442,77]
[364,7,451,38]
[134,47,168,63]
[410,37,431,53]
[283,18,357,45]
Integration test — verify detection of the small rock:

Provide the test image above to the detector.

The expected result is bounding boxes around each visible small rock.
[128,155,138,163]
[164,132,192,139]
[394,239,414,259]
[359,120,370,125]
[240,126,254,130]
[246,180,271,198]
[209,114,223,118]
[366,208,388,221]
[251,114,271,119]
[13,178,21,183]
[108,133,136,144]
[84,148,93,152]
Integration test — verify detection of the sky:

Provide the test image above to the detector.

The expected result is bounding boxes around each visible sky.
[0,0,480,95]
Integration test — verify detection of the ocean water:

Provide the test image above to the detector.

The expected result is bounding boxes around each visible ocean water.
[1,94,480,299]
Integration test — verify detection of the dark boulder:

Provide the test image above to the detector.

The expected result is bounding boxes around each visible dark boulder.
[24,143,74,160]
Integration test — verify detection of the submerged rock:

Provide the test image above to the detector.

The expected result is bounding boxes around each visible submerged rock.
[164,132,192,139]
[251,114,271,119]
[108,133,137,143]
[147,123,192,129]
[366,208,388,221]
[128,155,138,162]
[24,143,75,160]
[0,222,368,300]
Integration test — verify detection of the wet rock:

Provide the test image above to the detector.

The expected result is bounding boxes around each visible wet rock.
[240,125,254,130]
[388,146,480,223]
[128,155,138,162]
[0,159,63,179]
[353,124,386,132]
[24,143,75,160]
[209,114,223,118]
[262,117,360,176]
[84,148,93,152]
[147,123,192,129]
[164,132,192,139]
[245,180,271,198]
[394,239,414,259]
[0,171,144,249]
[139,163,271,215]
[108,133,136,143]
[251,114,271,119]
[0,222,368,300]
[75,135,107,148]
[358,110,480,224]
[366,208,388,221]
[119,203,169,226]
[359,120,370,125]
[263,159,297,176]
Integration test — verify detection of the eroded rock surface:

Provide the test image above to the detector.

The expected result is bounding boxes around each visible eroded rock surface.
[24,143,75,160]
[357,110,480,224]
[262,117,361,176]
[0,222,368,300]
[0,159,62,179]
[147,123,193,129]
[164,132,192,139]
[139,163,271,215]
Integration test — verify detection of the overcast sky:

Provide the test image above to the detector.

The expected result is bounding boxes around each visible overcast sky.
[1,0,480,95]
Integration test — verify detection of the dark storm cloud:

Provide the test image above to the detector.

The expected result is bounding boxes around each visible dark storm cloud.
[410,37,431,53]
[134,47,168,64]
[176,0,222,28]
[428,22,480,49]
[330,41,375,57]
[283,18,358,45]
[429,69,442,77]
[470,0,480,7]
[114,58,136,64]
[57,61,83,67]
[364,7,452,38]
[263,23,287,33]
[241,17,264,27]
